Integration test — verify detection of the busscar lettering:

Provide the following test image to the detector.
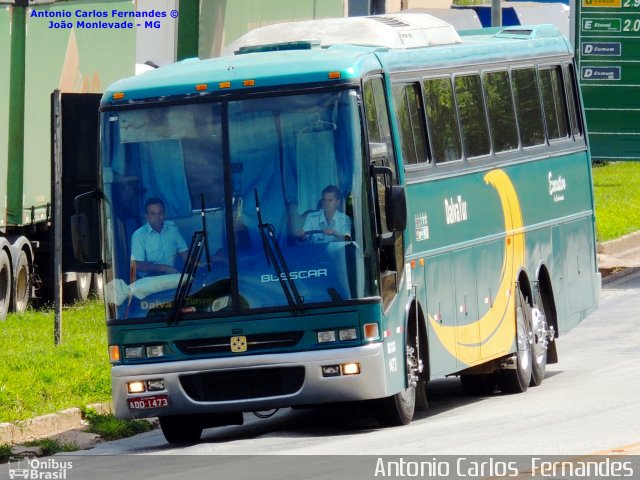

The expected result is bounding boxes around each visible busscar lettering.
[261,269,328,283]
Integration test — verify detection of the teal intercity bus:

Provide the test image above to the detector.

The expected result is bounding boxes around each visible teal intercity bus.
[87,14,600,443]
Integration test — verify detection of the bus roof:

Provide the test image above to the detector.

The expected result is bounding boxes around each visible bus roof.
[102,19,572,107]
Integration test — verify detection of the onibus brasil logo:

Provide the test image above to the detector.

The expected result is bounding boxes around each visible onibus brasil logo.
[8,458,73,479]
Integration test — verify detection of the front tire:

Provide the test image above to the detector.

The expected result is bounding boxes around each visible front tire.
[497,291,533,394]
[159,415,203,444]
[64,271,91,303]
[374,333,420,427]
[374,382,416,427]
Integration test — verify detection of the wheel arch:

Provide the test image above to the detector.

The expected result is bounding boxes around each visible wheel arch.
[7,236,34,277]
[516,269,533,307]
[535,262,558,338]
[404,296,430,381]
[535,262,559,364]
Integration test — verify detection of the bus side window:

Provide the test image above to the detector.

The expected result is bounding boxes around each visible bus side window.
[454,73,491,158]
[539,65,570,141]
[423,77,462,163]
[391,82,430,166]
[512,67,545,147]
[564,63,584,138]
[483,70,519,153]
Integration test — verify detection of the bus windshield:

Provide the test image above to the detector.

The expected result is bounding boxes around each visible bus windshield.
[100,88,377,321]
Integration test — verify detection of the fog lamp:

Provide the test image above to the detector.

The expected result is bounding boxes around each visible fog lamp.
[342,363,360,375]
[127,381,146,394]
[146,379,165,391]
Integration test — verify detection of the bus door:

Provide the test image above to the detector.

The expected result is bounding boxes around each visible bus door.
[362,76,404,311]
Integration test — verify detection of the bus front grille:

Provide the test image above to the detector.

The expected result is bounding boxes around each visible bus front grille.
[179,366,305,401]
[175,331,304,356]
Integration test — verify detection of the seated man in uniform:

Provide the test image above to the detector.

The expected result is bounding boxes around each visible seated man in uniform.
[297,185,352,243]
[131,197,188,277]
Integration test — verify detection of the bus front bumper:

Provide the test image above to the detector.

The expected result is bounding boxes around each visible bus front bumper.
[111,342,389,419]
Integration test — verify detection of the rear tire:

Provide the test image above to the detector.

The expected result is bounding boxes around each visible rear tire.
[530,305,548,386]
[12,250,30,314]
[497,291,533,394]
[159,415,203,444]
[0,250,11,320]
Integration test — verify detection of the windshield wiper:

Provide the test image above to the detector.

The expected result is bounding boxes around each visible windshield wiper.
[255,189,304,311]
[169,194,211,323]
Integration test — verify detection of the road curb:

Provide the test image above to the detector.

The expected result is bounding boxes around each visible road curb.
[597,230,640,255]
[0,402,111,445]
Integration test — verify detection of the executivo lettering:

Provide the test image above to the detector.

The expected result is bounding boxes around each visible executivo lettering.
[548,172,567,203]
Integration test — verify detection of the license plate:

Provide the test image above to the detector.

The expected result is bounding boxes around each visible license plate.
[128,394,170,410]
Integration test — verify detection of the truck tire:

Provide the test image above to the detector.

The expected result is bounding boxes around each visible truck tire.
[0,250,11,320]
[12,250,30,314]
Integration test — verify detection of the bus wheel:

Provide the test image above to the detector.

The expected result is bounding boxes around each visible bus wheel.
[159,415,203,444]
[497,291,533,394]
[92,272,104,301]
[13,250,31,314]
[0,250,10,320]
[460,374,497,396]
[64,272,91,303]
[374,335,418,426]
[530,305,548,386]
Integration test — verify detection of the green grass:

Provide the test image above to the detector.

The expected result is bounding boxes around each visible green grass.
[592,162,640,242]
[23,438,79,456]
[0,443,11,462]
[0,300,111,424]
[83,408,153,441]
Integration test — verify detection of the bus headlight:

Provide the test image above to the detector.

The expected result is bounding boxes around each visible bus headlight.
[146,345,165,358]
[317,331,336,343]
[125,346,144,359]
[339,328,357,341]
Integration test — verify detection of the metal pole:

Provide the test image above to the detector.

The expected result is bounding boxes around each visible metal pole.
[491,0,502,28]
[52,90,63,345]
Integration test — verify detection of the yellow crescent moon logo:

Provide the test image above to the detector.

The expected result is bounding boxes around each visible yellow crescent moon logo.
[428,169,525,366]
